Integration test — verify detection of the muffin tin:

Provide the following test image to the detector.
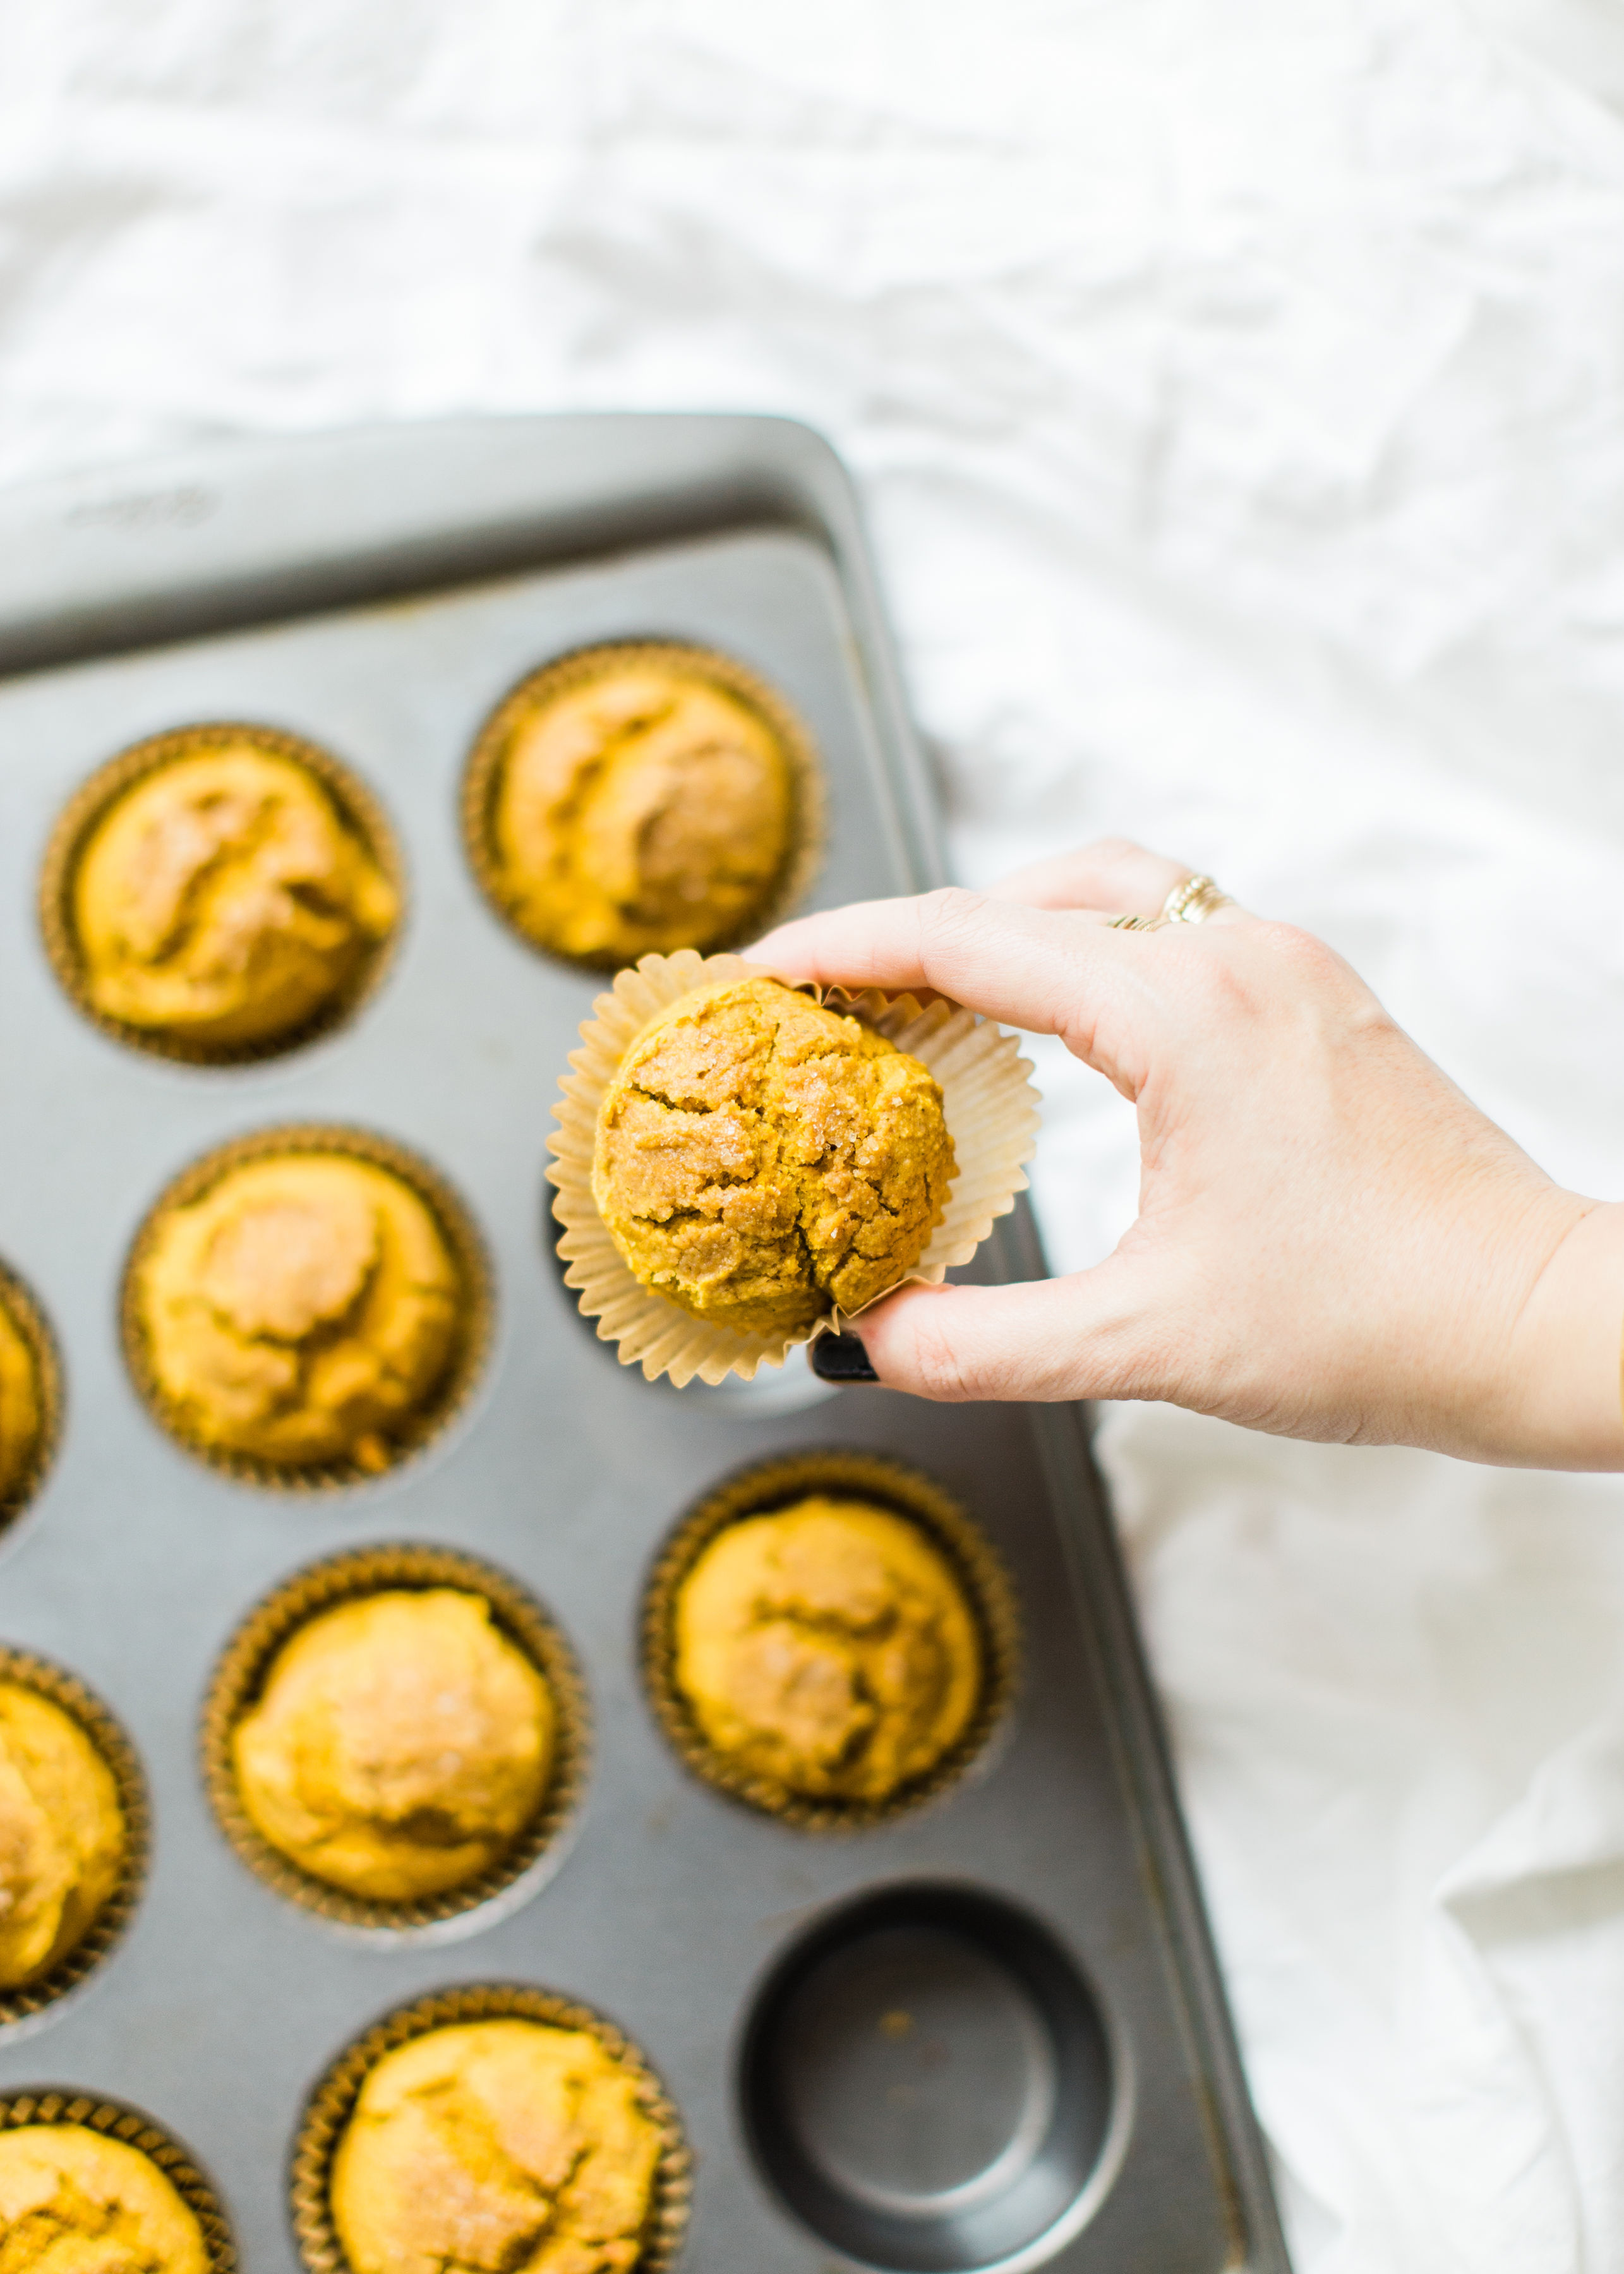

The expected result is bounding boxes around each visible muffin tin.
[0,415,1289,2274]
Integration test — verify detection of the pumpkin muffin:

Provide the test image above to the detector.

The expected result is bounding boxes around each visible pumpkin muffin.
[232,1590,555,1904]
[127,1145,469,1476]
[0,1681,126,1992]
[330,2019,663,2274]
[0,2124,207,2274]
[592,975,954,1337]
[0,1292,48,1513]
[61,730,397,1055]
[672,1496,982,1807]
[471,647,802,965]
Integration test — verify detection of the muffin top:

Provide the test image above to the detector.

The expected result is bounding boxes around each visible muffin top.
[592,977,954,1337]
[331,2019,662,2274]
[232,1590,554,1904]
[673,1496,982,1806]
[0,2125,207,2274]
[130,1151,465,1473]
[0,1296,45,1510]
[482,653,796,965]
[67,737,397,1053]
[0,1680,126,1992]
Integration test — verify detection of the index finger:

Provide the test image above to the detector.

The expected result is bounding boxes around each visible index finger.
[749,885,1129,1040]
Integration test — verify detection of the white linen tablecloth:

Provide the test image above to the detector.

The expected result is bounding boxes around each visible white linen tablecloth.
[6,4,1624,2265]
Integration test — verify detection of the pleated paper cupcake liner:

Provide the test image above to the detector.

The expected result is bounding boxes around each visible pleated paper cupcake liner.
[639,1449,1023,1834]
[0,1260,62,1538]
[548,949,1040,1387]
[39,721,402,1068]
[460,639,826,970]
[0,2091,234,2271]
[201,1543,589,1937]
[120,1124,493,1493]
[291,1984,690,2274]
[0,1649,148,2035]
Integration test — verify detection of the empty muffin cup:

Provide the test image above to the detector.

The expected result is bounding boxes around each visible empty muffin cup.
[121,1124,492,1490]
[549,953,1040,1388]
[0,2091,235,2274]
[291,1984,690,2274]
[0,1647,148,2034]
[39,722,402,1066]
[641,1451,1021,1834]
[461,639,824,970]
[201,1544,588,1935]
[0,1260,62,1538]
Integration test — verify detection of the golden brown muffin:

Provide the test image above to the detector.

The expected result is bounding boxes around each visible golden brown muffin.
[0,1297,46,1510]
[331,2019,662,2274]
[66,735,397,1054]
[232,1590,554,1904]
[673,1497,982,1806]
[592,976,954,1336]
[0,1682,125,1990]
[129,1149,466,1474]
[478,651,797,965]
[0,2124,207,2274]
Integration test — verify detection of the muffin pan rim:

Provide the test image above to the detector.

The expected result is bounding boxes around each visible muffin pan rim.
[118,1119,495,1493]
[199,1541,591,1937]
[37,718,407,1069]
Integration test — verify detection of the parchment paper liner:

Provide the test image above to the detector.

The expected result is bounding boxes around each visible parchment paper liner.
[461,639,825,971]
[0,1649,148,2033]
[120,1123,493,1493]
[548,951,1041,1387]
[641,1450,1022,1835]
[39,721,404,1068]
[291,1984,690,2274]
[0,2090,234,2271]
[0,1260,62,1537]
[201,1544,589,1936]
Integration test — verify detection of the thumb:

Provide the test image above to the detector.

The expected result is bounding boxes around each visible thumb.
[850,1259,1167,1404]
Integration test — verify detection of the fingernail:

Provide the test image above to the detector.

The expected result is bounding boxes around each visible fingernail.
[810,1332,878,1384]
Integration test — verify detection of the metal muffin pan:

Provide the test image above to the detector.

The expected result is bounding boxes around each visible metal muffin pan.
[0,415,1289,2274]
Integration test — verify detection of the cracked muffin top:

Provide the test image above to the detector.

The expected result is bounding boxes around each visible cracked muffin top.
[232,1589,555,1905]
[592,976,954,1337]
[129,1150,466,1474]
[671,1496,983,1807]
[0,1681,126,1992]
[66,735,397,1054]
[0,1296,47,1512]
[330,2019,662,2274]
[478,652,797,965]
[0,2126,205,2274]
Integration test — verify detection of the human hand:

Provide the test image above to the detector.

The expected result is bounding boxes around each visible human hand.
[753,840,1624,1469]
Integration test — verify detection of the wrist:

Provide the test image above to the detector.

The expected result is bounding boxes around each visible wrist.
[1489,1195,1624,1470]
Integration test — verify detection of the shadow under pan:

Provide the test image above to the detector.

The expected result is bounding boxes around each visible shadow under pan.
[742,1882,1115,2273]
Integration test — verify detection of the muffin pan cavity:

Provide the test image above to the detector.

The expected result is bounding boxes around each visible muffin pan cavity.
[742,1883,1120,2274]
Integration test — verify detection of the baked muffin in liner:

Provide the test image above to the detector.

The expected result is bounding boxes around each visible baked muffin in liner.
[39,722,402,1068]
[201,1544,588,1936]
[0,1647,148,2035]
[120,1124,493,1493]
[548,951,1040,1387]
[0,2091,234,2271]
[0,1260,63,1539]
[291,1984,690,2274]
[641,1450,1021,1834]
[461,639,825,970]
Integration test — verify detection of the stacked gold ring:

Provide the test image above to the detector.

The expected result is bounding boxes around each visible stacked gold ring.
[1109,872,1234,931]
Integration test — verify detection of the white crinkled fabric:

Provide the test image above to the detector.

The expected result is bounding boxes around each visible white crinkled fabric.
[6,3,1624,2265]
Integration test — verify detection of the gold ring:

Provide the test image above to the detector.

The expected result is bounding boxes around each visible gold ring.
[1160,874,1232,923]
[1107,912,1164,931]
